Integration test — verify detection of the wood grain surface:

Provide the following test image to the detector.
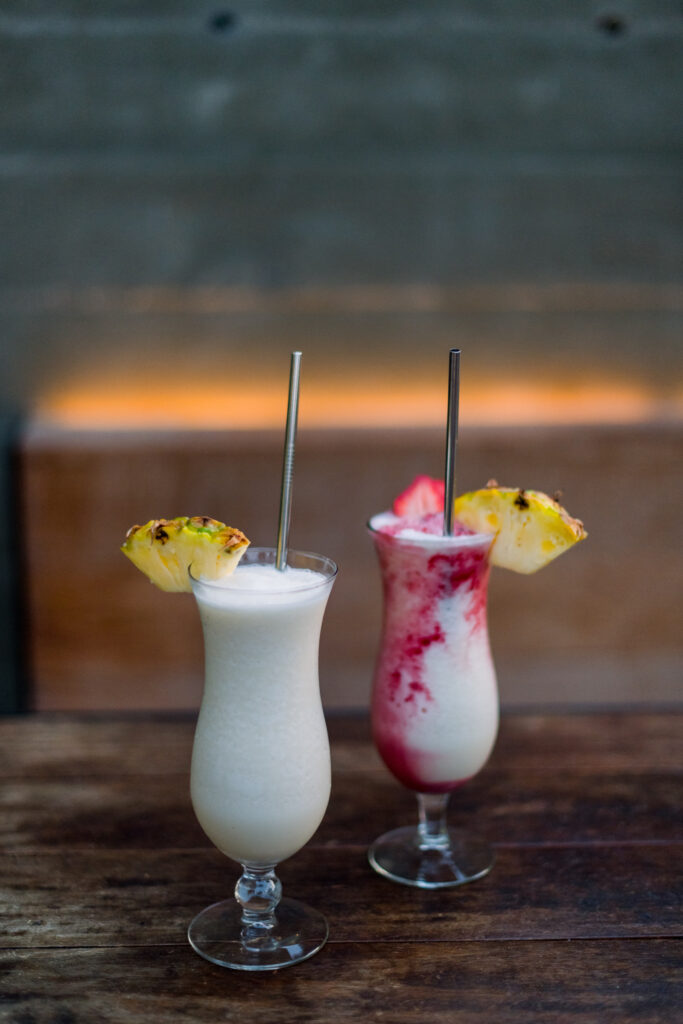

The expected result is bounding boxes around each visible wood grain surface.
[0,711,680,1022]
[2,942,681,1024]
[20,422,683,710]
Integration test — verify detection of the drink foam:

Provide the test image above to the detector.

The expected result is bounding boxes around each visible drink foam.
[213,563,326,591]
[370,511,489,545]
[194,563,328,607]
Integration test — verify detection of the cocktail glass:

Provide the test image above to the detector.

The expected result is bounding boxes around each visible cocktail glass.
[367,519,498,888]
[187,546,337,970]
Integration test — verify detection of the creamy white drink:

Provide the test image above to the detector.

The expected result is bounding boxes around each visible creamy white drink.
[190,551,336,866]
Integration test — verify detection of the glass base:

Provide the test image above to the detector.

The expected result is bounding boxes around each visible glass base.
[188,897,328,971]
[368,825,495,889]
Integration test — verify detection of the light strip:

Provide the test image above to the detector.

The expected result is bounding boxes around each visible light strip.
[34,380,681,430]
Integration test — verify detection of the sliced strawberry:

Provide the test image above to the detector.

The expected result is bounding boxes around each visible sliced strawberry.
[392,475,445,517]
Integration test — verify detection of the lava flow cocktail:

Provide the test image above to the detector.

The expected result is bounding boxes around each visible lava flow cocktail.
[366,466,587,887]
[370,513,498,794]
[188,547,337,969]
[368,509,498,887]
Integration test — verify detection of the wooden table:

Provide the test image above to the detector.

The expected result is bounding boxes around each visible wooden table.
[1,712,680,1022]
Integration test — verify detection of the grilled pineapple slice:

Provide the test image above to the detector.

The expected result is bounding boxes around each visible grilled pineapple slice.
[454,485,586,574]
[121,516,249,592]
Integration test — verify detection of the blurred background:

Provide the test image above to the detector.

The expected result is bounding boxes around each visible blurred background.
[1,1,681,712]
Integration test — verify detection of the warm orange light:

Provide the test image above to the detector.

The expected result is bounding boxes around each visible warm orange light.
[34,378,681,430]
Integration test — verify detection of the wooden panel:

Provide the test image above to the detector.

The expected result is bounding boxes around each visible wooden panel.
[0,416,23,712]
[20,422,683,710]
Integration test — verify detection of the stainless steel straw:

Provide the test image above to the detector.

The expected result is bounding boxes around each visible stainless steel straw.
[276,351,302,570]
[443,348,460,536]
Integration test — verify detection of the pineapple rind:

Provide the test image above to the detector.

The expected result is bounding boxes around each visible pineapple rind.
[121,516,249,592]
[453,487,586,574]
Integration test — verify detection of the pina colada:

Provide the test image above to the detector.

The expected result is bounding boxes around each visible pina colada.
[121,519,338,969]
[190,558,334,865]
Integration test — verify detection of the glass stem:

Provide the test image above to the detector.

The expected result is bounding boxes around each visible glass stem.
[234,864,282,951]
[417,792,451,851]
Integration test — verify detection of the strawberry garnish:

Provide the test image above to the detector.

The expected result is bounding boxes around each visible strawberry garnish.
[392,475,445,517]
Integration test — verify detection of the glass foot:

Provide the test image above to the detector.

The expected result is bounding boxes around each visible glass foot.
[188,897,328,971]
[368,825,494,889]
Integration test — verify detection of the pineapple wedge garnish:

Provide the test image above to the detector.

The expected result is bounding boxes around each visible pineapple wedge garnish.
[121,516,250,592]
[454,484,586,574]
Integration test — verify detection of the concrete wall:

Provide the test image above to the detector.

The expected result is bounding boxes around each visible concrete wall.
[1,2,681,410]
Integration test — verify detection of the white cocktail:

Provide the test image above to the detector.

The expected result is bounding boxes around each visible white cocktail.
[187,546,337,970]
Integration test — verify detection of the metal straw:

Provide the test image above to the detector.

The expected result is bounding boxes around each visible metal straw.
[443,348,460,536]
[276,351,302,570]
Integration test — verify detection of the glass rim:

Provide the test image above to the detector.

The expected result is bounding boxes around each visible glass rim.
[366,514,494,549]
[189,545,338,592]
